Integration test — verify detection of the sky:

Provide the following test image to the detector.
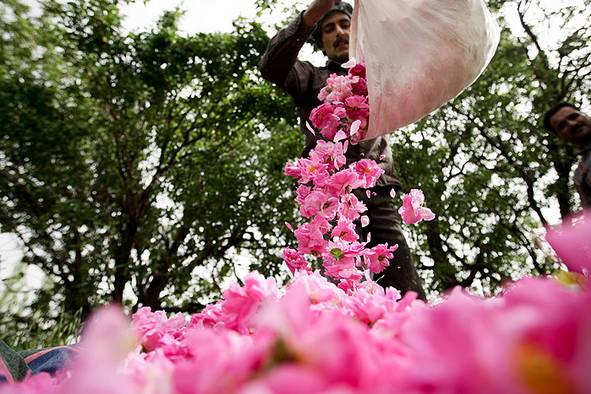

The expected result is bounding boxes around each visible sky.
[119,0,324,64]
[121,0,261,35]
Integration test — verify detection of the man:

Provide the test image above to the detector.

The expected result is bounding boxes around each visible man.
[544,102,591,208]
[260,0,426,299]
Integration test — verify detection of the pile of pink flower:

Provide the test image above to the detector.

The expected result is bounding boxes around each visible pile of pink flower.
[3,63,591,394]
[4,256,590,394]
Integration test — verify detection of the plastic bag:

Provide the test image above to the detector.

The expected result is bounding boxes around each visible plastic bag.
[350,0,500,140]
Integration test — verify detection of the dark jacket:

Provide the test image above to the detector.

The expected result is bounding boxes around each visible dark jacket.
[575,143,591,207]
[259,13,400,188]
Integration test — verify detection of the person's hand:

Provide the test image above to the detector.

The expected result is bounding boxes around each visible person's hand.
[303,0,341,27]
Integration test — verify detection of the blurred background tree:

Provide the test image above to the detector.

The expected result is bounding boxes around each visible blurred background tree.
[0,0,301,346]
[392,0,590,293]
[1,0,589,347]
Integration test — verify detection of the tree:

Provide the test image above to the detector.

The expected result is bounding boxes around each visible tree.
[392,0,590,294]
[0,0,302,337]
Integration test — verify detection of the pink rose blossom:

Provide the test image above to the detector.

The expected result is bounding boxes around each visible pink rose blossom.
[346,282,400,325]
[339,193,367,221]
[220,272,279,334]
[283,248,311,274]
[283,161,300,179]
[348,63,366,79]
[364,243,399,274]
[131,307,188,359]
[300,190,339,220]
[326,168,364,196]
[295,158,329,185]
[331,218,359,242]
[345,95,369,121]
[354,159,385,189]
[295,223,328,255]
[545,209,591,273]
[295,184,312,205]
[317,74,353,103]
[310,140,346,172]
[398,189,436,225]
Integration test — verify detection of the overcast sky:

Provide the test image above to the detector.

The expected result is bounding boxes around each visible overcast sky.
[120,0,323,64]
[121,0,261,35]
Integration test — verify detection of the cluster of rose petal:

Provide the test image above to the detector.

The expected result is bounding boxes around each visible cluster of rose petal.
[283,62,433,292]
[5,263,590,394]
[309,63,369,144]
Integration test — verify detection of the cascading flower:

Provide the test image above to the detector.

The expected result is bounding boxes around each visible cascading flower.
[364,243,399,274]
[354,159,385,189]
[398,189,436,225]
[283,248,311,274]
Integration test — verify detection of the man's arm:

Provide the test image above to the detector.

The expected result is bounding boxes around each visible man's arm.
[259,0,340,99]
[580,155,591,208]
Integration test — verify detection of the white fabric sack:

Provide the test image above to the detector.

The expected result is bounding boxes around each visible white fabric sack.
[350,0,500,140]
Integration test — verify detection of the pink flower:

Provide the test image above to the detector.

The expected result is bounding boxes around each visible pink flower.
[174,328,272,394]
[354,159,385,189]
[309,140,346,172]
[284,161,301,179]
[331,217,359,242]
[283,248,311,274]
[220,272,279,334]
[545,209,591,274]
[290,270,347,306]
[325,168,364,196]
[351,77,368,96]
[348,63,366,79]
[0,373,59,394]
[310,103,341,140]
[243,366,330,394]
[395,279,591,394]
[131,307,188,359]
[346,282,400,325]
[317,74,353,103]
[295,184,312,206]
[189,302,224,328]
[59,305,140,394]
[295,158,329,185]
[295,223,328,255]
[254,285,383,390]
[339,193,367,221]
[364,243,399,274]
[345,95,369,121]
[322,240,366,281]
[300,190,339,220]
[398,189,436,225]
[310,215,332,235]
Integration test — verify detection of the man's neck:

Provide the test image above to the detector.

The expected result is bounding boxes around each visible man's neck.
[326,58,347,69]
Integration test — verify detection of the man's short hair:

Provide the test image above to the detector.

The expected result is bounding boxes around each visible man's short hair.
[309,2,353,50]
[544,102,579,131]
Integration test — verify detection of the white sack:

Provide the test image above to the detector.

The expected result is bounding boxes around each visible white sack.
[350,0,500,140]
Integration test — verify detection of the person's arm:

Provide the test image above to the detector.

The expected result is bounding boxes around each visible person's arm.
[259,0,340,99]
[580,155,591,208]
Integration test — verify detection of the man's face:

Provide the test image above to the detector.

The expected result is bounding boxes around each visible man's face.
[320,11,351,64]
[550,106,591,145]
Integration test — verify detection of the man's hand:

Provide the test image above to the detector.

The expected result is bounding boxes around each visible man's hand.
[303,0,341,27]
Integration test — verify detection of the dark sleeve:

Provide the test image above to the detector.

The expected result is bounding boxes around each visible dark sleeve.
[578,155,591,208]
[259,12,317,101]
